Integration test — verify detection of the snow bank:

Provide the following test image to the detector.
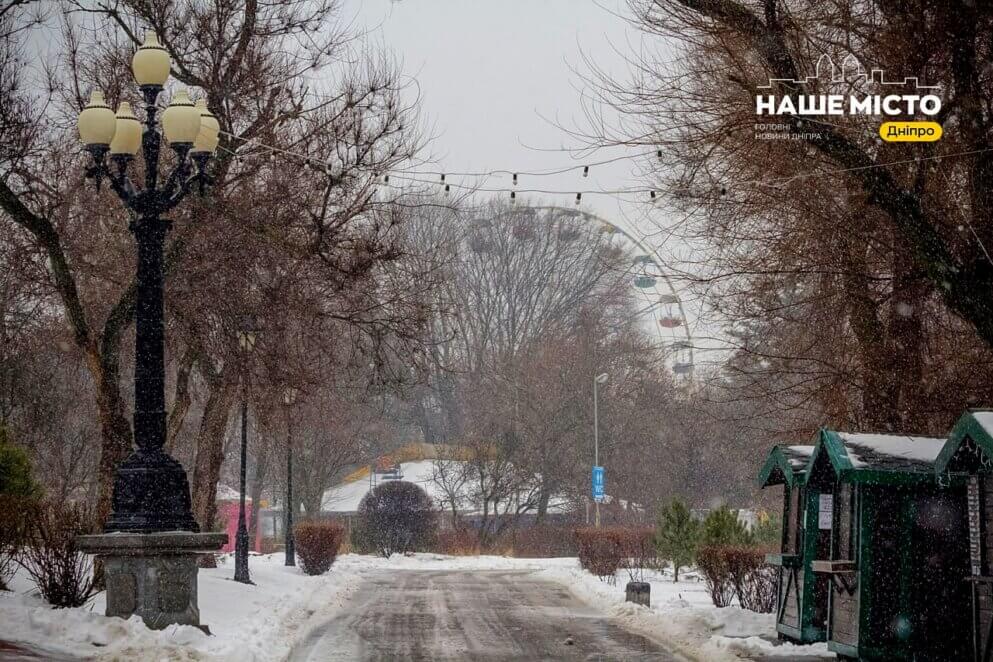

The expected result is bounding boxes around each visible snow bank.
[529,562,832,661]
[0,553,368,661]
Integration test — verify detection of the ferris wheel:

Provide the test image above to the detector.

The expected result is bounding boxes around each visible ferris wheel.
[530,207,695,382]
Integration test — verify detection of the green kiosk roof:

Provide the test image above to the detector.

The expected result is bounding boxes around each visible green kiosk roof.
[805,428,946,485]
[757,445,814,488]
[935,409,993,474]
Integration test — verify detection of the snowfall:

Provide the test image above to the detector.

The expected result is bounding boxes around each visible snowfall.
[0,552,832,661]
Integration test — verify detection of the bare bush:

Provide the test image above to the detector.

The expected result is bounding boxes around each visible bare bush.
[18,501,97,607]
[696,545,736,608]
[620,526,661,583]
[575,527,628,584]
[724,546,777,613]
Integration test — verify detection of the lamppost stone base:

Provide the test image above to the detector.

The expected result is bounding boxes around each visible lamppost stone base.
[77,531,227,632]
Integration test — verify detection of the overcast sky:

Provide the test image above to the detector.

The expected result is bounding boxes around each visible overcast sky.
[339,1,715,351]
[335,1,723,355]
[341,0,648,221]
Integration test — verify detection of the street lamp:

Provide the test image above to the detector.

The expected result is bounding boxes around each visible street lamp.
[282,386,299,567]
[593,372,609,528]
[77,31,217,533]
[75,32,226,633]
[234,317,259,584]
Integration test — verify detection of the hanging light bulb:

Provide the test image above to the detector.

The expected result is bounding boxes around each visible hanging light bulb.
[440,173,446,183]
[510,190,516,204]
[384,174,390,183]
[650,190,657,201]
[444,183,450,195]
[657,149,663,160]
[512,173,518,185]
[582,166,589,177]
[575,192,582,205]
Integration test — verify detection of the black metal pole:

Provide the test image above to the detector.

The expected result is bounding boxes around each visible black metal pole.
[285,409,295,567]
[234,383,252,584]
[102,85,201,534]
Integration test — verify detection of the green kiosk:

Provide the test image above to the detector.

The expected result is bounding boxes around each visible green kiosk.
[934,409,993,662]
[757,444,827,644]
[806,428,970,661]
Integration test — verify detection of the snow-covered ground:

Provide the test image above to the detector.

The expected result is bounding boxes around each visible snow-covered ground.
[0,553,367,661]
[0,553,832,661]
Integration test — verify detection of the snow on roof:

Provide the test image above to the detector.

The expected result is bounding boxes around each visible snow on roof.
[837,432,945,471]
[783,445,814,470]
[972,411,993,436]
[320,460,571,515]
[322,460,438,512]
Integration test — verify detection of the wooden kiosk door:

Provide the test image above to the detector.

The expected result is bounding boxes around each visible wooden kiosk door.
[827,483,860,650]
[777,485,804,632]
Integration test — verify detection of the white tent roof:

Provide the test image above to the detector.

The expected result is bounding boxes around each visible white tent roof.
[320,460,572,515]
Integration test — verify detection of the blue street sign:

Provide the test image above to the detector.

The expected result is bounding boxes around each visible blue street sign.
[592,466,605,502]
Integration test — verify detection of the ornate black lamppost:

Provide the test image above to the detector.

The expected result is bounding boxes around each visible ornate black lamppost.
[235,318,259,584]
[77,31,217,532]
[75,32,226,631]
[283,387,299,567]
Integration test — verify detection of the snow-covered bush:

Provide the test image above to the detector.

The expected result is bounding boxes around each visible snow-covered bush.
[357,481,437,557]
[294,521,345,575]
[17,501,96,607]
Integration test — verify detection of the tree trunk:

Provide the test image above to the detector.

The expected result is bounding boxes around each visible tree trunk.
[248,438,269,550]
[301,489,322,517]
[535,481,551,525]
[164,348,196,454]
[85,348,134,528]
[191,380,237,532]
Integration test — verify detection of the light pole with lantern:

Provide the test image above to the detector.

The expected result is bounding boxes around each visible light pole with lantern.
[283,387,299,567]
[76,31,219,533]
[235,318,259,584]
[75,32,227,631]
[593,372,609,528]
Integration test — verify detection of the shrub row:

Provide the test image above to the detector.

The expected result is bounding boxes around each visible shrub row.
[696,544,776,611]
[574,526,660,584]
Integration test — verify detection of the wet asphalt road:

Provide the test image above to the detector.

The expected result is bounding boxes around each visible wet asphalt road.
[0,641,74,661]
[289,569,686,662]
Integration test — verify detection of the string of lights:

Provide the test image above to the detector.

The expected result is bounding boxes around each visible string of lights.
[215,128,993,205]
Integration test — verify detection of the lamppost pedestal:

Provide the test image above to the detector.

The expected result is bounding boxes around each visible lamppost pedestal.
[77,531,227,632]
[73,31,226,634]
